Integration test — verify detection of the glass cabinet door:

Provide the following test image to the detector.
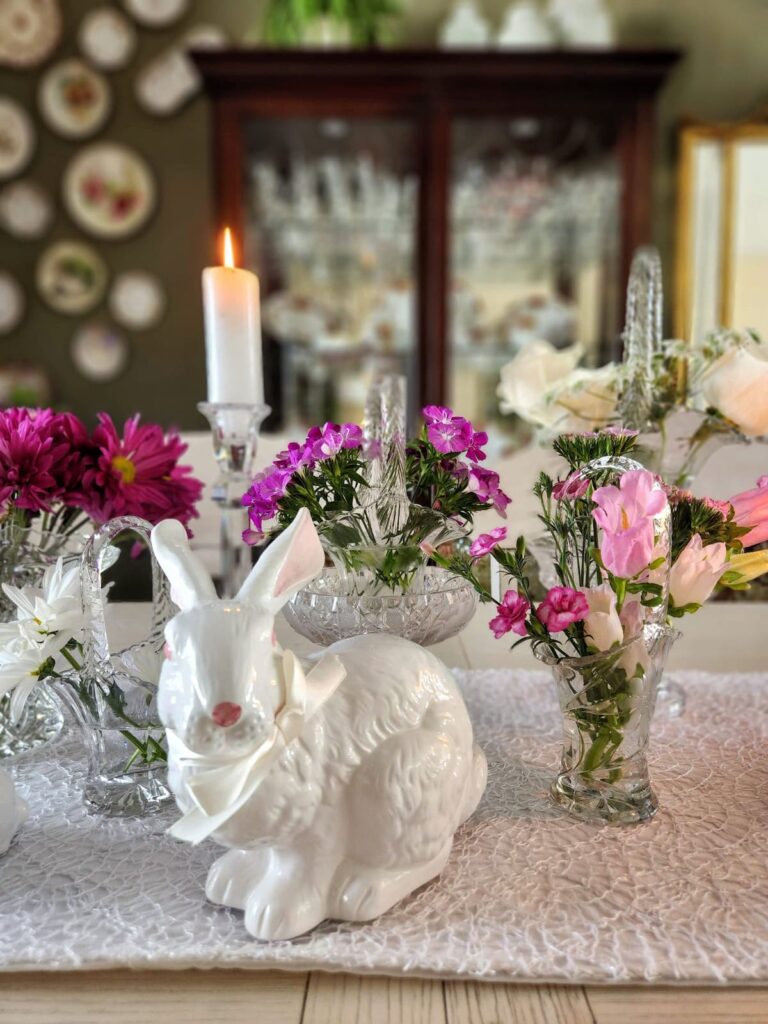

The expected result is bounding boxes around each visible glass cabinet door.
[242,117,418,431]
[448,117,622,438]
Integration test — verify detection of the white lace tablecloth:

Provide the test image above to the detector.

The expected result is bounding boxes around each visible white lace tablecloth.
[3,669,768,983]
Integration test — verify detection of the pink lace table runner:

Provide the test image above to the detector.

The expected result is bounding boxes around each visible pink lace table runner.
[2,669,768,983]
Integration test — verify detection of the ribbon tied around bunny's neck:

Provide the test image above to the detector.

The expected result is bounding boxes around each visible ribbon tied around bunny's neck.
[166,650,346,845]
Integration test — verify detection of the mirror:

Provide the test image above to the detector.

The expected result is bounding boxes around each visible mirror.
[675,121,768,341]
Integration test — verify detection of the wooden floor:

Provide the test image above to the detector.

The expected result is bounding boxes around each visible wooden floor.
[2,970,768,1024]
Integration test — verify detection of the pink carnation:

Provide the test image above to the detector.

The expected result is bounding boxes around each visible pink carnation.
[489,590,530,638]
[552,472,589,502]
[536,586,589,633]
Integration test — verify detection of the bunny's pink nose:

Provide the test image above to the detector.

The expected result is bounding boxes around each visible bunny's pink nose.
[211,702,242,728]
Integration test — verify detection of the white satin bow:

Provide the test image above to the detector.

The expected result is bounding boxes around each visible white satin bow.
[166,650,346,845]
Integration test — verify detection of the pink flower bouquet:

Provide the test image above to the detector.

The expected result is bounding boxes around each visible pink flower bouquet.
[430,429,768,824]
[0,408,203,594]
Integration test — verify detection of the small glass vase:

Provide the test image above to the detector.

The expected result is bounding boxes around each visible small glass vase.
[0,516,88,757]
[53,516,175,818]
[635,409,747,489]
[538,624,679,826]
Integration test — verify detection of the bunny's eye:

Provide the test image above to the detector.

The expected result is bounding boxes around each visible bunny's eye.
[163,642,173,661]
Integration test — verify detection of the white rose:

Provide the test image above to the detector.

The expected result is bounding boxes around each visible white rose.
[498,340,582,427]
[699,341,768,437]
[547,363,620,432]
[581,583,623,652]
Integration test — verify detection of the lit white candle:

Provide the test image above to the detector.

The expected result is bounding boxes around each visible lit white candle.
[202,228,264,405]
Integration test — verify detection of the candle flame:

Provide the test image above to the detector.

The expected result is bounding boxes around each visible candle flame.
[223,227,235,268]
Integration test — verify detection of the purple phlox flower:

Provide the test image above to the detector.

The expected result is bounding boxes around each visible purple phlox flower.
[466,430,488,462]
[469,526,507,559]
[466,463,511,517]
[339,422,363,448]
[274,442,313,472]
[422,405,456,425]
[427,415,473,455]
[309,422,362,460]
[242,466,293,532]
[242,527,265,547]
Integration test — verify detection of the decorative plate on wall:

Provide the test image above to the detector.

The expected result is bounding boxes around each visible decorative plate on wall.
[78,6,137,70]
[0,98,35,180]
[0,179,53,238]
[0,0,61,68]
[62,142,155,239]
[71,322,129,381]
[0,271,24,334]
[122,0,188,28]
[36,240,107,315]
[135,24,227,116]
[109,270,165,330]
[39,59,111,139]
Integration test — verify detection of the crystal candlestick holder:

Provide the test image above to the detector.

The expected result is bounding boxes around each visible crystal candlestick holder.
[198,402,271,597]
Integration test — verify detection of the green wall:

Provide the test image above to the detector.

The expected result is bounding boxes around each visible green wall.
[1,0,766,428]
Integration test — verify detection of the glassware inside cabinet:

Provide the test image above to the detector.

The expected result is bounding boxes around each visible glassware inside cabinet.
[449,116,622,438]
[243,117,418,431]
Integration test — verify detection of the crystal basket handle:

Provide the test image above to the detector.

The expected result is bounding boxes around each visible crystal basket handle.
[79,516,174,691]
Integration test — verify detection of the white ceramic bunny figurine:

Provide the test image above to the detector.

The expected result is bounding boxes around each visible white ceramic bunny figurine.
[151,508,487,941]
[0,767,27,856]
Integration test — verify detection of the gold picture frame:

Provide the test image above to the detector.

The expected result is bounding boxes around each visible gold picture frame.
[675,119,768,341]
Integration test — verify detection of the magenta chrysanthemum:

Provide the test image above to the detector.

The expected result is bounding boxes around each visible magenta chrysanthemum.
[82,414,202,528]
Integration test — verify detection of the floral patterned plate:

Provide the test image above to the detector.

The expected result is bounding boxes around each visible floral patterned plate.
[0,98,35,181]
[38,58,111,139]
[0,0,61,68]
[36,240,107,315]
[63,142,155,239]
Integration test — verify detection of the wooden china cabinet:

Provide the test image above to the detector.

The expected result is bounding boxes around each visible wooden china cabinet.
[195,49,679,432]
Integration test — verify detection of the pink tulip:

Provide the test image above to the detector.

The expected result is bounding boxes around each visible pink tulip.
[729,477,768,548]
[669,535,728,608]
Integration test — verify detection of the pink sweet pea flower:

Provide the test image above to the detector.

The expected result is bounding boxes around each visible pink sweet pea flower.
[592,469,667,578]
[489,590,530,638]
[552,472,589,501]
[599,523,657,579]
[536,586,589,633]
[729,477,768,548]
[591,469,667,534]
[469,526,507,559]
[669,535,728,608]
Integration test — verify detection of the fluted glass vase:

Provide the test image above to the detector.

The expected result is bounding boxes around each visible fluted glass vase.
[53,516,174,817]
[538,625,679,826]
[635,409,747,489]
[0,517,88,757]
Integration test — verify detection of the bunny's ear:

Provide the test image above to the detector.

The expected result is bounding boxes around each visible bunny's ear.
[237,507,324,612]
[151,519,217,611]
